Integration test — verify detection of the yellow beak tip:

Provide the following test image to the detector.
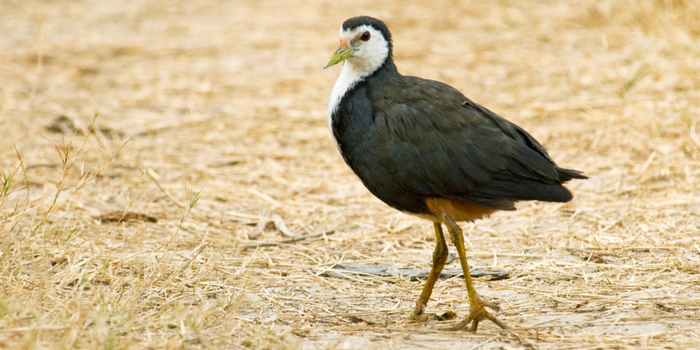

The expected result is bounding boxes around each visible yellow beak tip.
[324,46,352,69]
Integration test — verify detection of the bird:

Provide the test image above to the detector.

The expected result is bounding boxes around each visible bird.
[324,16,587,331]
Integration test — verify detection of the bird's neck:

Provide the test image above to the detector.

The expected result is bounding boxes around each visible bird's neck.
[328,59,399,118]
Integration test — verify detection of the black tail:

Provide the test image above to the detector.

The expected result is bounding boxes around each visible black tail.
[557,167,588,182]
[458,166,587,210]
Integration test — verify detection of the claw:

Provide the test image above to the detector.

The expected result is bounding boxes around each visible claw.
[446,298,509,332]
[448,317,472,331]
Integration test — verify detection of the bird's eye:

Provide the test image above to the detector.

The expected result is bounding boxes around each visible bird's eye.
[360,31,371,41]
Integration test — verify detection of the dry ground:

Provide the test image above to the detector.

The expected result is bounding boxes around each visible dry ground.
[1,0,700,349]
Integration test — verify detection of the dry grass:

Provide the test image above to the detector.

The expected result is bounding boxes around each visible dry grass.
[1,0,699,349]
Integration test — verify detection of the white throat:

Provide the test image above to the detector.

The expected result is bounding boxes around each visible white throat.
[327,25,389,145]
[327,61,367,121]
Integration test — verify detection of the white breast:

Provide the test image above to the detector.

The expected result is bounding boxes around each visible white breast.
[327,62,366,138]
[328,62,363,122]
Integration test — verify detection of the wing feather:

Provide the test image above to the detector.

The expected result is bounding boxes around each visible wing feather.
[370,77,586,210]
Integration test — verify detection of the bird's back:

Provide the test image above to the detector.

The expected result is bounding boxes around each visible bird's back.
[331,62,586,219]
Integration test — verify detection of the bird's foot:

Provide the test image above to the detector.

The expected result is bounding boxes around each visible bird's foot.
[409,311,432,323]
[409,304,430,322]
[447,295,509,331]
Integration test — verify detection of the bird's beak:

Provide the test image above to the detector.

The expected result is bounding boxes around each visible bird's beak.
[324,38,353,69]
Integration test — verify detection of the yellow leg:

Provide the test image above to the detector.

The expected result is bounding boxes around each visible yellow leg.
[442,213,509,331]
[411,223,449,320]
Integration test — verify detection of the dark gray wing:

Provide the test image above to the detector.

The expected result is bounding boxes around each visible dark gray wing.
[370,78,586,211]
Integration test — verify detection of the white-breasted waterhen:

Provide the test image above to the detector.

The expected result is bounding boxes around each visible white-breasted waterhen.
[324,16,587,331]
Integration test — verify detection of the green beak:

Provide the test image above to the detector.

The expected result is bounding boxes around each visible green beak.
[324,41,353,69]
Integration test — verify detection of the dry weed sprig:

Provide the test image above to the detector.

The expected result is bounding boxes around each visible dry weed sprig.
[28,134,75,237]
[154,184,203,265]
[113,167,146,225]
[26,111,130,238]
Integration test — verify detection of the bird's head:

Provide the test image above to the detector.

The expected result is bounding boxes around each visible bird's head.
[324,16,393,75]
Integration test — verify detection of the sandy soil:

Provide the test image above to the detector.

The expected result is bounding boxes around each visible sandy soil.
[1,0,699,349]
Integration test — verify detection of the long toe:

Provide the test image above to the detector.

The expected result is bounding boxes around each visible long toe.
[447,317,472,331]
[468,302,510,332]
[447,297,510,332]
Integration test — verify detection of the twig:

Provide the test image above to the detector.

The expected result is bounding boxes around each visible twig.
[144,166,184,208]
[564,247,618,256]
[271,214,294,237]
[244,230,335,249]
[467,335,500,350]
[690,121,700,151]
[598,316,622,336]
[529,315,568,327]
[314,309,405,318]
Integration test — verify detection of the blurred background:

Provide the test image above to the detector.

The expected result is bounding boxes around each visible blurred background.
[1,0,699,349]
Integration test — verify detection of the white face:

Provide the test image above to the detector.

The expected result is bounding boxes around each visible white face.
[327,24,391,147]
[339,24,390,76]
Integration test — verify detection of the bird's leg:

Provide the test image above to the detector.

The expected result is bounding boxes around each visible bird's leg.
[411,222,449,321]
[442,212,510,331]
